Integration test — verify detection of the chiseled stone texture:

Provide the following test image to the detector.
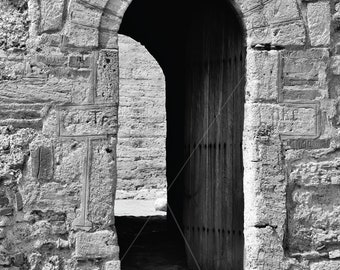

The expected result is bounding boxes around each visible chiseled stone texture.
[117,34,166,200]
[286,147,340,255]
[75,230,119,260]
[0,0,28,51]
[246,50,280,102]
[39,0,64,33]
[245,0,306,46]
[281,48,329,100]
[310,260,340,270]
[88,138,116,226]
[104,260,121,270]
[307,1,331,47]
[0,0,339,269]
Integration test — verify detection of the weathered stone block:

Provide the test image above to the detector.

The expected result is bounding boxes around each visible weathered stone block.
[23,138,86,213]
[244,139,286,232]
[100,12,120,32]
[246,49,280,101]
[284,139,330,150]
[104,260,120,270]
[307,2,331,46]
[58,105,118,137]
[99,31,118,49]
[280,89,322,102]
[67,23,99,48]
[81,0,108,9]
[282,49,329,98]
[244,103,320,139]
[244,8,267,30]
[310,261,340,270]
[245,8,271,45]
[88,138,116,226]
[35,54,67,67]
[264,0,300,25]
[96,50,119,103]
[0,79,72,105]
[236,0,261,14]
[54,139,86,184]
[69,55,91,69]
[271,21,306,46]
[71,2,102,28]
[331,56,340,75]
[289,156,340,186]
[40,0,64,33]
[288,186,340,252]
[75,230,119,260]
[279,103,320,139]
[31,146,54,181]
[244,227,284,269]
[329,249,340,259]
[105,0,130,17]
[70,78,92,105]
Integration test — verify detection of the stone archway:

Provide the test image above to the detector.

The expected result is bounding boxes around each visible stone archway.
[63,0,290,268]
[117,0,246,268]
[3,0,332,269]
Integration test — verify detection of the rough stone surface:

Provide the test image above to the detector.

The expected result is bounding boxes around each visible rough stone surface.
[104,260,121,270]
[307,2,331,46]
[310,261,340,270]
[39,0,64,33]
[271,21,306,46]
[0,0,28,51]
[75,230,119,260]
[117,34,166,200]
[246,50,280,102]
[0,0,339,269]
[282,49,329,101]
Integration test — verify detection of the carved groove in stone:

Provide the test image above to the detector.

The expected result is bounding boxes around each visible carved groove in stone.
[278,102,321,139]
[90,51,99,104]
[57,104,118,137]
[72,137,92,230]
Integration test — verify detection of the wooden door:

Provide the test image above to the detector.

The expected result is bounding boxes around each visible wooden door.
[183,1,245,269]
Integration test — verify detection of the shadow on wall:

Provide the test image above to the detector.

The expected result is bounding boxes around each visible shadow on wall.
[115,34,167,216]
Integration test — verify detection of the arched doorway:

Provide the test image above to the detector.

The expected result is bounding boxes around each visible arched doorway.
[119,0,245,268]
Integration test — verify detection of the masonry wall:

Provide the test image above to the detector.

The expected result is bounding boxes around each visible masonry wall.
[0,0,340,269]
[116,34,166,200]
[0,0,121,269]
[241,1,340,269]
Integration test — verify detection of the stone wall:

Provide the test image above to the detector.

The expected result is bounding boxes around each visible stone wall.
[0,0,339,269]
[116,34,166,200]
[0,0,121,269]
[242,1,340,269]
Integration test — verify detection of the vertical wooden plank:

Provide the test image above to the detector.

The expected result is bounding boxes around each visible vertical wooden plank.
[232,25,237,268]
[183,2,245,269]
[203,7,209,267]
[216,8,225,268]
[207,6,213,268]
[187,34,194,267]
[226,16,234,269]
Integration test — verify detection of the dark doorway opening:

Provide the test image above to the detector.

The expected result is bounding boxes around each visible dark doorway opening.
[118,0,245,269]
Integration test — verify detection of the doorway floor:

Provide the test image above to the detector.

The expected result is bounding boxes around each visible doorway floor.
[116,216,188,270]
